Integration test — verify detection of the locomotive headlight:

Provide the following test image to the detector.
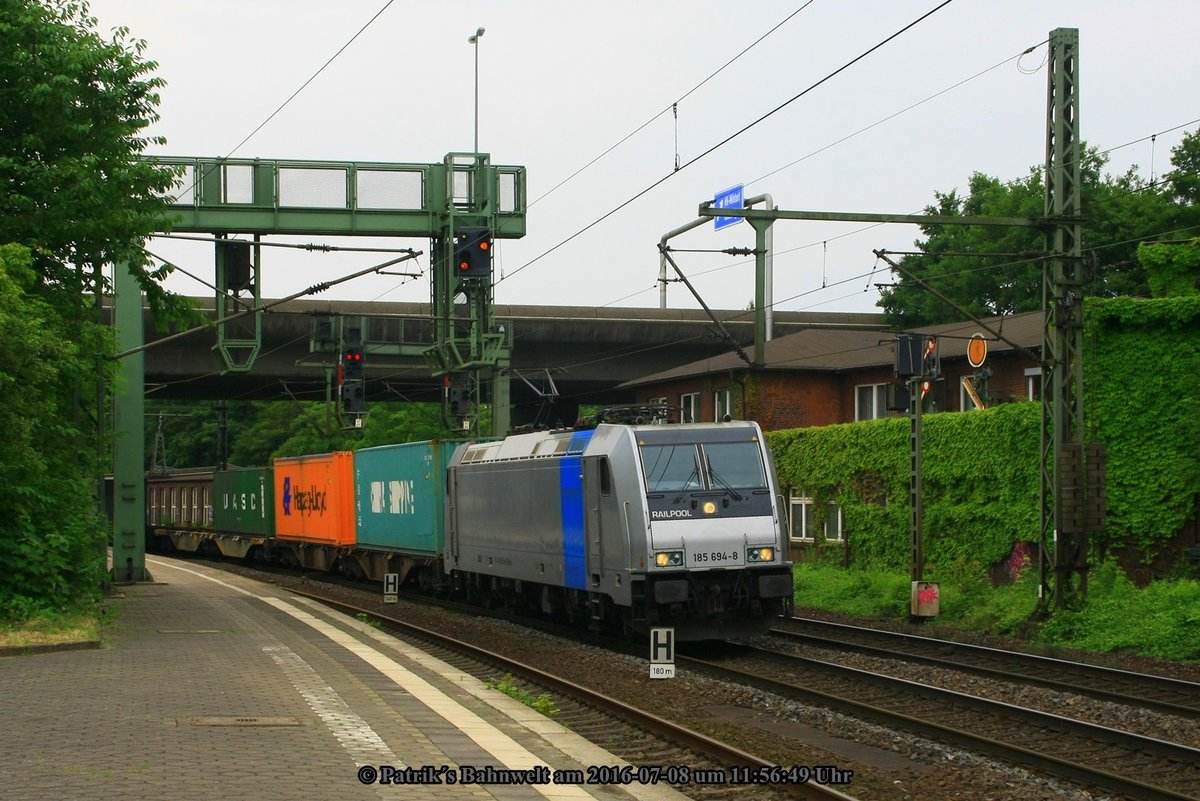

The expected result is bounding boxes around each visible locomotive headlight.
[747,547,775,563]
[702,501,717,515]
[655,551,684,567]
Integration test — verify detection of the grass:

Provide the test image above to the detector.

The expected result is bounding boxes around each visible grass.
[354,612,383,629]
[485,673,559,717]
[0,607,104,650]
[792,560,1200,662]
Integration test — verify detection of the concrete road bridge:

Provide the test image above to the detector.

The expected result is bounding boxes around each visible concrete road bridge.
[127,297,885,423]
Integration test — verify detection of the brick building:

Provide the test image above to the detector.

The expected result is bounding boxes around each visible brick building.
[620,311,1043,430]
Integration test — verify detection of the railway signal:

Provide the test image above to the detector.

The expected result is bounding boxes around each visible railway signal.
[341,381,365,415]
[455,227,492,278]
[343,345,364,382]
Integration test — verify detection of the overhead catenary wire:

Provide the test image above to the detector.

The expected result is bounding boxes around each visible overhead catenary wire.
[527,2,816,209]
[501,0,958,285]
[656,118,1200,310]
[163,0,397,204]
[113,251,420,361]
[533,38,1056,318]
[524,219,1200,387]
[743,43,1044,190]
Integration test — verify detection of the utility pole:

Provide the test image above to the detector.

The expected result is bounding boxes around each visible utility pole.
[1040,28,1101,610]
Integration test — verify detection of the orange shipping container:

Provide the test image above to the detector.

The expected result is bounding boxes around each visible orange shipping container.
[274,452,356,546]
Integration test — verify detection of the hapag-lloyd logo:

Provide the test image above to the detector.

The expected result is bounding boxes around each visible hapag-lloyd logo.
[281,476,327,517]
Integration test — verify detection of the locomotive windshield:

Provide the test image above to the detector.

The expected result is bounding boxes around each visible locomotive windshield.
[640,442,766,493]
[640,444,703,492]
[703,441,768,489]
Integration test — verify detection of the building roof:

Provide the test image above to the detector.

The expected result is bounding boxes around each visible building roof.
[620,311,1043,388]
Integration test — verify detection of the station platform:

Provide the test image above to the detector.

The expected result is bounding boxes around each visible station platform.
[0,555,690,801]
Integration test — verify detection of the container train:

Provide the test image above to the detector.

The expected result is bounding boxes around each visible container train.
[146,417,794,640]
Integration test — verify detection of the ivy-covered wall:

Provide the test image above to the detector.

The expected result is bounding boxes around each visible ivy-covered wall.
[768,403,1040,572]
[766,296,1200,572]
[1086,296,1200,557]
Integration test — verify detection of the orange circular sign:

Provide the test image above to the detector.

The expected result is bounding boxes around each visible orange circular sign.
[967,334,988,368]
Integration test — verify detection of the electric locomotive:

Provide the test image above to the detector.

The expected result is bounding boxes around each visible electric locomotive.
[445,418,793,640]
[139,414,795,641]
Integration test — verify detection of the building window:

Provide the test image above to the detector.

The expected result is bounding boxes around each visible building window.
[648,396,667,406]
[790,491,843,542]
[1025,367,1042,401]
[714,388,732,421]
[855,383,889,420]
[823,502,844,542]
[789,495,815,541]
[680,392,699,423]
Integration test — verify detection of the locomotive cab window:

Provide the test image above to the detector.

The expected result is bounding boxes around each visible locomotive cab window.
[640,445,702,493]
[639,441,767,493]
[703,442,767,489]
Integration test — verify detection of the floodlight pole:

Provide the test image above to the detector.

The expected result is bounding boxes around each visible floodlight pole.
[469,27,485,154]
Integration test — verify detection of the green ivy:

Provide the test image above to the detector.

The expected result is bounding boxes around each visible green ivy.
[769,404,1040,573]
[767,296,1200,573]
[1137,240,1200,298]
[1086,296,1200,557]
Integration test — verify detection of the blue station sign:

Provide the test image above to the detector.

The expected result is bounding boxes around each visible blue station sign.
[713,184,744,231]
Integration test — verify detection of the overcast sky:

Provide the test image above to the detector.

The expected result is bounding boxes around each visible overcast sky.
[89,0,1200,317]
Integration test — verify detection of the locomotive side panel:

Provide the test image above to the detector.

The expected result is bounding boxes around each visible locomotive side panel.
[274,452,355,546]
[448,456,575,588]
[579,425,649,607]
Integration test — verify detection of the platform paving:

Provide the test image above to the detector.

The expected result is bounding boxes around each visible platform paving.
[0,556,690,801]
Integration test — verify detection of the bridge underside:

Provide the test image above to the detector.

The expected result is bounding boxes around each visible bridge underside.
[129,298,885,424]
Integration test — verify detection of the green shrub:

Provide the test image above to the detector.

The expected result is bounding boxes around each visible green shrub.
[793,561,1200,662]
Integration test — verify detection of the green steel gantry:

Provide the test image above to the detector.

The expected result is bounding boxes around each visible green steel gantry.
[109,152,525,582]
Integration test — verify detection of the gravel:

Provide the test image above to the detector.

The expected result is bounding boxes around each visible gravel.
[209,561,1197,801]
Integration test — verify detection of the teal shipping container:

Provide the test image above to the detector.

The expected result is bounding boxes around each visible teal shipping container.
[213,467,275,538]
[353,440,460,556]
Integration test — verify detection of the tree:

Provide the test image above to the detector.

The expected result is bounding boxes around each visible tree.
[878,136,1200,327]
[1168,129,1200,207]
[0,245,107,617]
[0,1,184,618]
[0,0,185,316]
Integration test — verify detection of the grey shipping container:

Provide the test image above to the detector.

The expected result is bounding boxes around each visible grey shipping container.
[353,440,461,556]
[213,467,275,538]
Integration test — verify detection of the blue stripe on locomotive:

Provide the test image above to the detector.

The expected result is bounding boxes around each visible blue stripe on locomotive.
[559,430,594,591]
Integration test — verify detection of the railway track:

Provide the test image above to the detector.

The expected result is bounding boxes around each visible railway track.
[685,642,1200,801]
[184,555,1200,799]
[773,616,1200,718]
[286,586,858,801]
